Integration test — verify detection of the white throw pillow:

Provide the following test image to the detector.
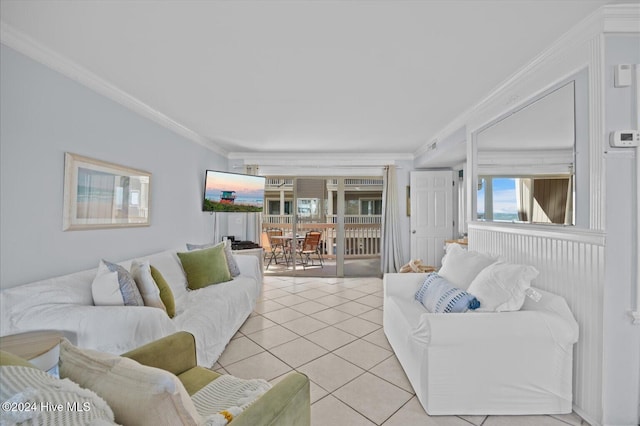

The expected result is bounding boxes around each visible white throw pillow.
[149,251,190,300]
[466,261,540,312]
[98,259,145,306]
[438,244,498,290]
[59,339,201,426]
[92,263,124,306]
[131,259,167,312]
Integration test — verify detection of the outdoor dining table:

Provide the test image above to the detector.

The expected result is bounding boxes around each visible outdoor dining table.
[269,234,305,266]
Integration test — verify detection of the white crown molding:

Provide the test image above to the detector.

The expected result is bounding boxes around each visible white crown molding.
[227,151,413,165]
[228,152,412,177]
[413,139,438,158]
[602,3,640,32]
[415,3,640,158]
[0,21,228,157]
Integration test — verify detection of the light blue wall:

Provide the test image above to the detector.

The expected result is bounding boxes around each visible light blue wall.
[603,34,640,426]
[0,45,227,288]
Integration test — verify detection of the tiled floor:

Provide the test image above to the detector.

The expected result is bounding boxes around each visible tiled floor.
[213,276,589,426]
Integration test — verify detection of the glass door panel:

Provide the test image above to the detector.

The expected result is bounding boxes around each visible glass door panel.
[341,177,383,277]
[290,178,337,277]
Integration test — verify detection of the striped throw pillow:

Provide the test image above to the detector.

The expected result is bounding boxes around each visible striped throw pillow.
[414,273,480,313]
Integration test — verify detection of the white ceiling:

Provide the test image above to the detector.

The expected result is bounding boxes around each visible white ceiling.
[0,0,619,156]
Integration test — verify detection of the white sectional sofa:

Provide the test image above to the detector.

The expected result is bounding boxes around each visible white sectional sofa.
[0,248,262,367]
[383,269,579,415]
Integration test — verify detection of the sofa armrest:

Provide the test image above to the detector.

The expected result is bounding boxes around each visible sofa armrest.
[122,331,197,376]
[383,273,430,299]
[233,254,261,282]
[0,350,38,368]
[231,372,310,426]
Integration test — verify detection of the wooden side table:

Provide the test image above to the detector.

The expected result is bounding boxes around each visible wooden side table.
[0,330,63,373]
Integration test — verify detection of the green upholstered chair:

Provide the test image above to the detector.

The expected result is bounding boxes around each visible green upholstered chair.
[1,331,311,426]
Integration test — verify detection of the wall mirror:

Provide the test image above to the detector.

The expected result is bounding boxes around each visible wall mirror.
[474,80,579,225]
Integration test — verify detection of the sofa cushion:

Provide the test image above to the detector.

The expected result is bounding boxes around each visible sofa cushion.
[171,274,261,366]
[0,365,116,425]
[150,265,176,318]
[131,259,167,312]
[467,261,539,312]
[101,260,144,306]
[414,272,480,313]
[92,263,124,306]
[186,240,241,277]
[437,244,498,290]
[59,338,200,426]
[177,244,232,290]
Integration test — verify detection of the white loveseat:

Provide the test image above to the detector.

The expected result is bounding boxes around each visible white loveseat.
[383,271,579,416]
[0,248,262,367]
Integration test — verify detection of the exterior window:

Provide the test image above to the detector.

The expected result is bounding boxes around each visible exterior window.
[346,200,359,215]
[477,177,518,222]
[478,176,571,224]
[360,199,382,215]
[267,200,291,215]
[297,198,319,218]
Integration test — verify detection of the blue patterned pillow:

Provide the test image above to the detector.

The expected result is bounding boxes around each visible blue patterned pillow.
[414,273,480,313]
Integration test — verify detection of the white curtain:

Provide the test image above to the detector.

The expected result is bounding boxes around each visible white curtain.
[515,178,533,222]
[564,174,574,225]
[381,165,405,274]
[244,164,262,243]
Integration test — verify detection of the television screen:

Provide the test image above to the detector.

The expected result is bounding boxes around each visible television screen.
[203,170,266,212]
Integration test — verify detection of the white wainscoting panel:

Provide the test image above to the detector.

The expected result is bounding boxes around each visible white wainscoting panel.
[468,222,605,425]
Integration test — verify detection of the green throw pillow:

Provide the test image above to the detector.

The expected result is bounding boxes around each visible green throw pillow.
[150,265,175,318]
[177,244,232,290]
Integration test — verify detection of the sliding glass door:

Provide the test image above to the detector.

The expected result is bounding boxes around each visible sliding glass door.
[262,176,382,277]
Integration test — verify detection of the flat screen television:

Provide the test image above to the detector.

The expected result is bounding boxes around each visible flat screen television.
[203,170,266,212]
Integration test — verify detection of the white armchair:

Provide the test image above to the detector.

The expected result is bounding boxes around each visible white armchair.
[383,272,578,416]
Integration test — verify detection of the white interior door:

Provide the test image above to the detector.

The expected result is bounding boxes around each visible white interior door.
[410,170,454,267]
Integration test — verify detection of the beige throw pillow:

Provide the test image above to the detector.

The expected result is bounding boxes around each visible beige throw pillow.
[0,365,116,425]
[59,339,201,426]
[131,259,167,312]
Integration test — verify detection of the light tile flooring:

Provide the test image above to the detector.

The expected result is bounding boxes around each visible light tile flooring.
[213,276,589,426]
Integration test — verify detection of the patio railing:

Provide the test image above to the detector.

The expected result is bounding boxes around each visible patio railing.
[262,216,381,258]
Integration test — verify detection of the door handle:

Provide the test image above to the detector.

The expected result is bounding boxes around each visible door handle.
[412,230,416,234]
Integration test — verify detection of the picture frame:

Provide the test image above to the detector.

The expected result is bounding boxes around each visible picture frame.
[63,153,151,231]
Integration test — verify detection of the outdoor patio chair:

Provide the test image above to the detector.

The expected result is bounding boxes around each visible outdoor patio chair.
[296,231,323,269]
[261,231,287,269]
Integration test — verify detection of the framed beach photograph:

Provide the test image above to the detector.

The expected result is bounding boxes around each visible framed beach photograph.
[63,153,151,231]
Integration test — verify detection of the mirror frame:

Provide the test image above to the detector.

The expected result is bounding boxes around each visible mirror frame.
[469,69,589,228]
